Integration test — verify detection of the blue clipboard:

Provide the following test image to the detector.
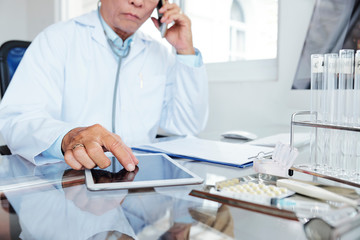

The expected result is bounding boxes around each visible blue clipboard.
[131,147,253,168]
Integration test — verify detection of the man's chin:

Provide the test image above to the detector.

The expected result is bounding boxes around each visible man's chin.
[114,24,138,38]
[117,20,141,32]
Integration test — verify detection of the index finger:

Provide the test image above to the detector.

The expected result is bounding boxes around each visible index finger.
[102,134,136,171]
[113,135,139,165]
[158,2,177,13]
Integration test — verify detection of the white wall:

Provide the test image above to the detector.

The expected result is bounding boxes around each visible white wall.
[0,0,55,45]
[200,0,316,139]
[0,0,28,44]
[27,0,56,40]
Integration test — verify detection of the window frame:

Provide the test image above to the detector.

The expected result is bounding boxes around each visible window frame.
[206,58,278,82]
[181,0,279,83]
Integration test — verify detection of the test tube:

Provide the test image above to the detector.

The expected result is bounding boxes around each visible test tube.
[338,49,354,178]
[323,53,338,174]
[310,54,324,171]
[354,50,360,180]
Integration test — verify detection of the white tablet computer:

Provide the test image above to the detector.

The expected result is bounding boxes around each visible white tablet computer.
[85,153,203,191]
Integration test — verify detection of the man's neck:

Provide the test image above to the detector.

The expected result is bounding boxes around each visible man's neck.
[113,27,133,41]
[99,9,133,41]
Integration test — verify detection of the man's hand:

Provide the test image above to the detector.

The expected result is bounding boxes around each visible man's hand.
[92,167,139,183]
[61,124,138,171]
[151,2,195,55]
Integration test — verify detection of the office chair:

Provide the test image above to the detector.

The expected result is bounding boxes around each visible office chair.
[0,40,31,155]
[0,40,31,97]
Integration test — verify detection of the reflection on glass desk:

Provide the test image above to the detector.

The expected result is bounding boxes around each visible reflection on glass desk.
[0,153,335,240]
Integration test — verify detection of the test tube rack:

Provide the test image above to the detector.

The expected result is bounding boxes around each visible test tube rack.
[290,110,360,188]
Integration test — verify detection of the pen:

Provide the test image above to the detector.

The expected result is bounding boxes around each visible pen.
[271,198,331,214]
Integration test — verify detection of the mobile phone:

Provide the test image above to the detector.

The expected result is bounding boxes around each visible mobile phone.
[157,0,167,38]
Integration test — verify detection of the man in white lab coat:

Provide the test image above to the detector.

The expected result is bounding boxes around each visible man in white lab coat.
[0,0,208,170]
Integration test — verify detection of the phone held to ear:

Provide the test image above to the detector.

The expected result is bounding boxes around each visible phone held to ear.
[157,0,167,38]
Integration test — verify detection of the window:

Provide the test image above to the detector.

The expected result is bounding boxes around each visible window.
[229,0,246,61]
[182,0,279,82]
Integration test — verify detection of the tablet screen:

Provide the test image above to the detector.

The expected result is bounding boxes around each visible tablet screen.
[85,154,203,190]
[91,154,193,183]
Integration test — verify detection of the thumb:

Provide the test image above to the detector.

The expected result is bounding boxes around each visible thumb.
[151,17,160,30]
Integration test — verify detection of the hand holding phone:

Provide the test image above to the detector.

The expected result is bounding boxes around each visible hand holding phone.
[152,1,195,55]
[157,0,167,38]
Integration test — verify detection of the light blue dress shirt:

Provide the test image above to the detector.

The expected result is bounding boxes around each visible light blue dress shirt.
[42,15,202,160]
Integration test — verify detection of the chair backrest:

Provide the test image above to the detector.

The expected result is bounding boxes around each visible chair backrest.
[0,40,31,98]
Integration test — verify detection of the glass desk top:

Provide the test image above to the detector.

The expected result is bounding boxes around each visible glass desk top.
[1,152,356,240]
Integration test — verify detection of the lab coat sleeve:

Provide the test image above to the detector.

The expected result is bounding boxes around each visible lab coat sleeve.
[176,51,202,68]
[159,48,209,136]
[0,25,78,164]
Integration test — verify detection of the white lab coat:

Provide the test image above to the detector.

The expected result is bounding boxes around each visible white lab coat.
[0,11,208,164]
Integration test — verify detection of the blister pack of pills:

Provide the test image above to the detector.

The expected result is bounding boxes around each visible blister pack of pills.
[212,178,295,205]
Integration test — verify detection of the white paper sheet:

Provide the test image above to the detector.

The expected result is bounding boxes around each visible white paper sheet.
[133,136,273,168]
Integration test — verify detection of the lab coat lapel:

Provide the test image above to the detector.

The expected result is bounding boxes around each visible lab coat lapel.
[92,21,108,49]
[122,33,146,67]
[74,11,110,51]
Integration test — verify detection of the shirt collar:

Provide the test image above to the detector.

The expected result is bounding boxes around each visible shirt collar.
[99,12,133,55]
[74,11,150,64]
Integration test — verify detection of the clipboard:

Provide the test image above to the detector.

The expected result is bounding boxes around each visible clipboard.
[132,136,273,168]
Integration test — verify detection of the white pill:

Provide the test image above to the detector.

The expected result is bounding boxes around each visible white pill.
[259,183,266,189]
[269,186,276,191]
[267,192,276,197]
[273,190,282,196]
